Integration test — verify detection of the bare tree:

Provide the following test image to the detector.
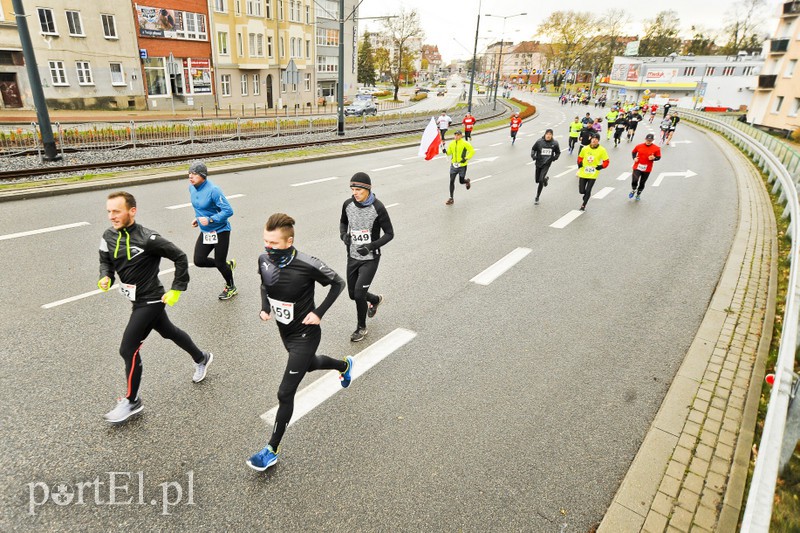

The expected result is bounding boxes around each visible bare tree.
[639,10,682,57]
[719,0,770,54]
[382,9,424,101]
[537,11,600,81]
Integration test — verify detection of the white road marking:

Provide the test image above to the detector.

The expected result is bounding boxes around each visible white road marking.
[554,168,575,178]
[471,175,493,183]
[470,247,532,286]
[291,177,338,187]
[165,193,245,210]
[401,155,420,160]
[592,187,615,199]
[0,222,90,242]
[489,142,503,147]
[550,210,584,229]
[371,164,403,171]
[42,265,193,309]
[260,328,417,426]
[653,170,698,187]
[385,203,400,208]
[526,161,534,165]
[617,172,632,181]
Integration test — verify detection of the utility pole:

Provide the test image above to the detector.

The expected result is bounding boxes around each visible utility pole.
[336,0,345,135]
[466,0,481,113]
[12,0,60,160]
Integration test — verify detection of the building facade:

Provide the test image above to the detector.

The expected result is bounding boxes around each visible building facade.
[748,1,800,134]
[420,44,441,83]
[0,0,26,108]
[602,54,764,110]
[315,0,357,102]
[14,0,146,110]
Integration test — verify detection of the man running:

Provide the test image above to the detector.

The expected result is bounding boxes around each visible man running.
[581,112,593,127]
[612,114,627,147]
[437,111,452,151]
[662,101,672,118]
[576,133,610,211]
[659,115,672,144]
[188,161,237,300]
[531,128,561,205]
[339,173,394,342]
[578,122,595,150]
[626,109,643,142]
[444,130,475,205]
[604,107,619,140]
[666,112,681,145]
[247,213,352,472]
[648,103,658,123]
[99,192,212,424]
[629,133,662,201]
[462,112,476,141]
[568,116,582,154]
[510,112,522,145]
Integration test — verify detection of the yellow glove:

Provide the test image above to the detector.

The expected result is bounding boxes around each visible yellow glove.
[98,277,111,292]
[162,290,181,307]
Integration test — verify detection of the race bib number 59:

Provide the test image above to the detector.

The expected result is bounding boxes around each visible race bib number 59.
[268,297,294,325]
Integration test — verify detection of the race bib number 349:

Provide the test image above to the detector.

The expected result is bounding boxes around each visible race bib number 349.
[268,297,294,325]
[351,229,371,245]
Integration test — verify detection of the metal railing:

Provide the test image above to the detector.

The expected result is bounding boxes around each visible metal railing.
[681,109,800,531]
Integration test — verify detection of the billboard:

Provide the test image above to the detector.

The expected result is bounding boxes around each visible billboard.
[136,5,183,38]
[611,63,629,81]
[644,68,679,84]
[624,41,640,56]
[626,64,640,82]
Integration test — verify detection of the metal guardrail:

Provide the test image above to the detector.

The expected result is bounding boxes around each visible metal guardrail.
[681,109,800,531]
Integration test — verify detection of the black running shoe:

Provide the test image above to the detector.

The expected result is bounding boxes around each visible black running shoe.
[368,295,383,318]
[350,327,368,342]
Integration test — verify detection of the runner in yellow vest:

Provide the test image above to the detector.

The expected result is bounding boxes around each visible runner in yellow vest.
[576,133,610,211]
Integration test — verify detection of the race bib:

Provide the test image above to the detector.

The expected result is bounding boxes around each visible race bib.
[351,229,372,245]
[637,163,648,171]
[202,231,218,244]
[541,148,552,156]
[584,166,596,173]
[268,297,295,325]
[119,283,137,301]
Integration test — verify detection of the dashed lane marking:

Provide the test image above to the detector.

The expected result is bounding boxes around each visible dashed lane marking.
[470,247,532,286]
[550,210,584,229]
[0,222,90,242]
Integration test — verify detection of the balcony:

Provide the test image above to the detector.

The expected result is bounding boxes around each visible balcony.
[757,74,777,89]
[784,1,800,16]
[770,38,790,53]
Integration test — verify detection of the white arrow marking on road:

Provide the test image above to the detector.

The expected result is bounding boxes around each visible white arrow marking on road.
[371,164,403,172]
[652,170,698,187]
[592,187,615,199]
[550,210,584,229]
[42,264,194,309]
[554,168,576,178]
[489,142,503,147]
[469,157,499,165]
[470,247,532,286]
[670,140,692,145]
[260,328,417,427]
[617,172,632,181]
[291,177,338,187]
[0,221,90,241]
[165,194,245,209]
[470,175,493,183]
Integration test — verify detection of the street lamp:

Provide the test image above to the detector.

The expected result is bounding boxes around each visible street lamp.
[485,12,526,110]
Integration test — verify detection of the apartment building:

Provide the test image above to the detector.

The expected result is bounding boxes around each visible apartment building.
[748,1,800,134]
[315,0,357,102]
[0,0,25,108]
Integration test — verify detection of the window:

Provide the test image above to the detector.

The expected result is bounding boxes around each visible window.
[278,0,283,20]
[683,67,695,76]
[743,66,755,76]
[235,0,241,14]
[773,95,784,113]
[177,12,206,41]
[306,5,310,23]
[304,72,310,91]
[280,36,284,57]
[248,33,264,57]
[143,57,167,95]
[317,55,337,72]
[49,60,68,85]
[247,0,262,16]
[110,63,125,85]
[786,60,797,78]
[704,66,715,76]
[267,36,274,57]
[316,28,339,46]
[254,74,260,95]
[76,61,93,85]
[790,98,800,117]
[218,32,229,55]
[101,14,117,38]
[221,74,231,96]
[241,74,248,95]
[38,8,57,34]
[237,33,244,56]
[249,33,256,56]
[257,34,264,57]
[65,11,83,36]
[214,0,227,12]
[290,37,295,57]
[306,39,310,59]
[318,0,338,19]
[266,0,272,18]
[722,66,735,76]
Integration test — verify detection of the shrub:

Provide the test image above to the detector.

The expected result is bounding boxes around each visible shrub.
[410,93,428,102]
[792,128,800,143]
[511,98,536,120]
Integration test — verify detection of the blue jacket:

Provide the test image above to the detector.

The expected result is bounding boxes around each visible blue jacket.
[190,179,233,233]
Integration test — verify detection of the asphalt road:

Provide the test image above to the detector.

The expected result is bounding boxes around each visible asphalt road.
[0,96,738,532]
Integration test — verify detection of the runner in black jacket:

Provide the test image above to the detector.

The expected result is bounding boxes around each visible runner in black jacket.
[339,172,394,342]
[247,213,353,472]
[98,192,211,424]
[530,129,561,205]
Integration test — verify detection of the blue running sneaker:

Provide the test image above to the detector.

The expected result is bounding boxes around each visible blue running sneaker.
[635,193,642,201]
[247,445,278,472]
[340,356,354,388]
[628,190,635,199]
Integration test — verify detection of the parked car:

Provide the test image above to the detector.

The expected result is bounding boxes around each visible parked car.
[436,89,446,96]
[414,87,430,95]
[344,99,378,116]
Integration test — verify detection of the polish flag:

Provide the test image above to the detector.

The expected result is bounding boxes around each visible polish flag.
[418,117,442,160]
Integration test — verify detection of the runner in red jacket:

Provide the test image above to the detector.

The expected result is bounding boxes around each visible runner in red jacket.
[629,133,662,201]
[510,112,522,145]
[462,113,476,141]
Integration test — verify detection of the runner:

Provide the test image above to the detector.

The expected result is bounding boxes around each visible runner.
[626,108,643,142]
[444,130,475,205]
[568,116,582,155]
[531,128,561,205]
[188,161,237,300]
[462,112,476,141]
[612,114,627,147]
[437,111,452,152]
[247,213,352,472]
[604,107,619,140]
[581,112,593,127]
[662,101,672,118]
[339,173,394,342]
[576,133,610,211]
[578,122,595,149]
[629,133,662,201]
[648,103,658,123]
[666,112,681,145]
[510,112,522,145]
[98,191,212,424]
[659,115,672,144]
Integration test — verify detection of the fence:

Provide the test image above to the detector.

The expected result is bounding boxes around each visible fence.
[681,109,800,531]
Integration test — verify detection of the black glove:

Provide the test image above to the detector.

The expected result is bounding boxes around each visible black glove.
[356,244,371,256]
[342,234,352,247]
[460,158,466,164]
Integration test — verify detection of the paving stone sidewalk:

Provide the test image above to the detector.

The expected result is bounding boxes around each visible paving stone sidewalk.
[599,133,778,532]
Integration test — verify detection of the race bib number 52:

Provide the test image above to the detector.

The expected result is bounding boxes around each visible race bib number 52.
[268,297,294,325]
[120,283,136,301]
[202,231,218,244]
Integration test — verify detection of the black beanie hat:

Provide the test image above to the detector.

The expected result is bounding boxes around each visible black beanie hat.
[350,172,371,190]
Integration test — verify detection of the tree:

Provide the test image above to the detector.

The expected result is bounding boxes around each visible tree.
[684,26,718,55]
[357,32,376,86]
[374,47,390,81]
[719,0,769,54]
[382,9,424,100]
[400,50,417,85]
[537,11,602,85]
[639,10,682,57]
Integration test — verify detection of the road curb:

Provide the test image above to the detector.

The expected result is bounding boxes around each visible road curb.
[597,124,777,532]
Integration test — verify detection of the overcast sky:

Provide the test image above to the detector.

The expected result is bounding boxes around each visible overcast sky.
[358,0,782,63]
